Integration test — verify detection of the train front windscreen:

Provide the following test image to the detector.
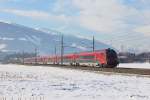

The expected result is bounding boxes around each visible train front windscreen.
[106,49,119,67]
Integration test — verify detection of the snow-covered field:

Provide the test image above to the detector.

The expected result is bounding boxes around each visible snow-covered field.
[118,63,150,69]
[0,64,150,100]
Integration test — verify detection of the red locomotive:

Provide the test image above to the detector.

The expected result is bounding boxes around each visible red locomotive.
[24,48,119,68]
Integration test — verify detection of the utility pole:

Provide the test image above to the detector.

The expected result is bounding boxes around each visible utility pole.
[22,50,24,65]
[93,36,95,52]
[35,48,38,65]
[61,35,64,65]
[55,46,56,56]
[54,45,57,64]
[121,44,124,53]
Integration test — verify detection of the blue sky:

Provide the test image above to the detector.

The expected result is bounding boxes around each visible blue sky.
[0,0,150,52]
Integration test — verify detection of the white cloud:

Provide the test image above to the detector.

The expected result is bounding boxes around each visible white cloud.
[52,0,142,33]
[0,9,69,23]
[1,9,50,19]
[134,25,150,36]
[70,0,129,33]
[137,0,150,5]
[0,0,138,33]
[52,0,150,36]
[130,8,150,36]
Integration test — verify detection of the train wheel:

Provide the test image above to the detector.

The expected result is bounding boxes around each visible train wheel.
[76,63,80,66]
[97,64,102,68]
[102,64,108,68]
[101,64,104,68]
[70,63,73,66]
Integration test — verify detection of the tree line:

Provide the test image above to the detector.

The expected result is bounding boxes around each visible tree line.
[118,52,150,63]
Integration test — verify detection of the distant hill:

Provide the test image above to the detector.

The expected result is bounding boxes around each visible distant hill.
[0,21,110,55]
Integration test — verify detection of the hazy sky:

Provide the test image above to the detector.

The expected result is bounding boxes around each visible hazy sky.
[0,0,150,52]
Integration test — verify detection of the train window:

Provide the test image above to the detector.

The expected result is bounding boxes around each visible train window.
[79,55,95,59]
[63,57,68,59]
[77,59,96,63]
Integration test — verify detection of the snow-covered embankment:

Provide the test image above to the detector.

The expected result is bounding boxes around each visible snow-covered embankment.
[0,64,150,100]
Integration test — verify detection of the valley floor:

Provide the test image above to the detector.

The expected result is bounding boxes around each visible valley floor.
[118,63,150,69]
[0,64,150,100]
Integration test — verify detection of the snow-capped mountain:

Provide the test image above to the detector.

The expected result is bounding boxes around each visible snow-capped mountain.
[0,22,110,55]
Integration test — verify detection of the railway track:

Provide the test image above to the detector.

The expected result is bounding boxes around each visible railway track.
[27,64,150,76]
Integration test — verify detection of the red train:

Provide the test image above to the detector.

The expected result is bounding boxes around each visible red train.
[24,48,119,68]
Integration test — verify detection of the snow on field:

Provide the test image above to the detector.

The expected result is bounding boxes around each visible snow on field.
[118,63,150,69]
[0,64,150,100]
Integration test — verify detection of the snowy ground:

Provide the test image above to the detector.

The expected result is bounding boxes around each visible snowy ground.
[0,64,150,100]
[118,63,150,69]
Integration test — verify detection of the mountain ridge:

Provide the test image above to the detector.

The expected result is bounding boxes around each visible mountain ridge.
[0,21,110,55]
